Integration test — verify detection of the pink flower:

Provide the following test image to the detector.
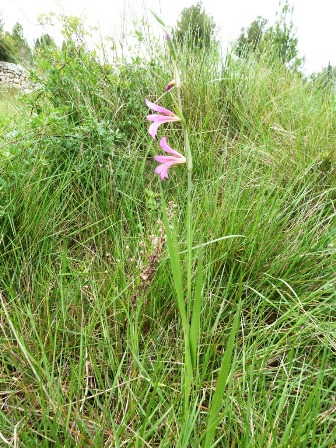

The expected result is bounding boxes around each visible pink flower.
[154,137,186,180]
[145,99,180,139]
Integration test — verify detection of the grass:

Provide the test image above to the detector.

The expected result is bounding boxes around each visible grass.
[0,87,19,124]
[0,13,336,448]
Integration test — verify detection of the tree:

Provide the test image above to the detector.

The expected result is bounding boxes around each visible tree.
[11,22,32,61]
[234,16,268,58]
[0,12,14,62]
[0,18,32,63]
[267,1,302,67]
[34,33,56,50]
[173,1,217,50]
[0,12,4,32]
[233,1,303,70]
[35,33,56,47]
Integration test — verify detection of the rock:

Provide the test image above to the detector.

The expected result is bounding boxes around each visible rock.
[0,61,32,90]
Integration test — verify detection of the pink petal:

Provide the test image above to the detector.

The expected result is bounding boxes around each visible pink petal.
[145,99,173,116]
[155,161,175,180]
[160,137,185,158]
[148,122,160,139]
[146,114,175,123]
[154,155,180,163]
[147,117,180,139]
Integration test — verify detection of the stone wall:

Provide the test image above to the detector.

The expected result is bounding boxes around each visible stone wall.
[0,61,31,90]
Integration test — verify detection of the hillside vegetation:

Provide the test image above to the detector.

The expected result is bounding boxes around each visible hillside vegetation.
[0,12,335,447]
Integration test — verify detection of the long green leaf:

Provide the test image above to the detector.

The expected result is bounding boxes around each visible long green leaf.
[190,247,203,371]
[149,10,166,27]
[160,187,187,329]
[204,303,241,447]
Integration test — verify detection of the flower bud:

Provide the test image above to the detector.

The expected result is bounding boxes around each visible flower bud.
[166,79,176,91]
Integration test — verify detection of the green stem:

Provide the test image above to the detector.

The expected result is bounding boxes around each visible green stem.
[186,141,193,318]
[173,60,194,415]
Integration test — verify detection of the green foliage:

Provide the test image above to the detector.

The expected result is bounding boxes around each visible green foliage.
[311,61,336,92]
[0,17,32,63]
[0,22,15,62]
[34,33,56,51]
[11,22,32,61]
[267,1,303,68]
[0,12,11,61]
[0,36,14,62]
[235,16,268,57]
[0,86,18,122]
[173,1,217,50]
[234,1,303,69]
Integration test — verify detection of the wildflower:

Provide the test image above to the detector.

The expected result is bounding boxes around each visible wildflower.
[166,79,176,91]
[154,137,186,180]
[145,99,180,139]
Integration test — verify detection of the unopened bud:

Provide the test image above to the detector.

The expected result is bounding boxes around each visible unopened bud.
[166,79,176,91]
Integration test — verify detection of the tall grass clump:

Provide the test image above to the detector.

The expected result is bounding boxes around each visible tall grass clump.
[0,86,19,125]
[0,10,335,448]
